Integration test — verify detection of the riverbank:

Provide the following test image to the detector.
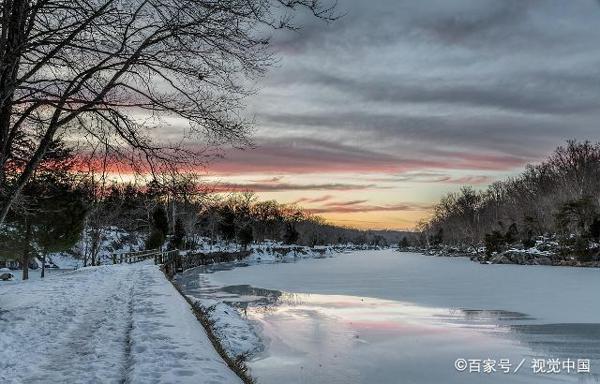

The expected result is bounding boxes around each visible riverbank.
[404,238,600,268]
[171,244,359,364]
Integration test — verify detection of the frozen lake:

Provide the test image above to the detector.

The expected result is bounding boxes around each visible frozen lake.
[179,249,600,384]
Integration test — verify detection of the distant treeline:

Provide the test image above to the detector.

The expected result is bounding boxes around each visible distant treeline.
[1,139,404,271]
[420,141,600,260]
[85,183,402,252]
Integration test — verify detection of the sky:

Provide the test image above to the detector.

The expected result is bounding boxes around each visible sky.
[203,0,600,230]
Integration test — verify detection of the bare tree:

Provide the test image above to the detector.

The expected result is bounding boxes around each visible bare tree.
[0,0,336,224]
[422,140,600,252]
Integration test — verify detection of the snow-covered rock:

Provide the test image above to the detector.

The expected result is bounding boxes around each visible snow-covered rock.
[188,297,262,359]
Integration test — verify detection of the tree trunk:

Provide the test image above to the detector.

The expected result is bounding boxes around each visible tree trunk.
[0,0,29,195]
[171,197,176,233]
[21,217,31,280]
[40,252,45,278]
[82,232,88,267]
[90,231,99,266]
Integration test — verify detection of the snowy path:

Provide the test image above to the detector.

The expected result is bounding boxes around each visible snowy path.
[0,263,243,384]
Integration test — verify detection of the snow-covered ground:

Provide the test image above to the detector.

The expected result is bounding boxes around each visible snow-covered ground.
[0,262,243,384]
[1,267,75,282]
[188,297,262,359]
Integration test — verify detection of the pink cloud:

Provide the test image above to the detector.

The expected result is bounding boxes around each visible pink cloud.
[207,139,530,176]
[292,195,335,204]
[209,182,378,193]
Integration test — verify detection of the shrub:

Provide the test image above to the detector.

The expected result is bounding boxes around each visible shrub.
[399,236,410,248]
[522,231,536,249]
[484,230,506,256]
[573,237,592,262]
[589,218,600,241]
[146,229,165,250]
[504,223,519,244]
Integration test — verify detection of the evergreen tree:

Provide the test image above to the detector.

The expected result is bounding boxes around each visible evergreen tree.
[237,225,254,251]
[145,206,169,250]
[218,205,236,242]
[34,181,89,277]
[484,230,506,256]
[589,218,600,241]
[282,222,299,245]
[152,206,170,237]
[521,216,537,248]
[0,138,88,278]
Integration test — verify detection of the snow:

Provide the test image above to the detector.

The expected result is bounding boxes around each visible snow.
[47,253,81,269]
[188,297,262,359]
[2,265,85,281]
[41,226,147,268]
[243,245,334,263]
[180,238,338,259]
[506,247,553,256]
[0,262,243,384]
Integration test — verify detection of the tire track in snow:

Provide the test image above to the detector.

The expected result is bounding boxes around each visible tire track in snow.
[1,266,136,384]
[31,266,134,384]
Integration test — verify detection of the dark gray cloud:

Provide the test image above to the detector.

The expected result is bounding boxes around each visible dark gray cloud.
[285,68,600,115]
[234,0,600,177]
[421,1,533,43]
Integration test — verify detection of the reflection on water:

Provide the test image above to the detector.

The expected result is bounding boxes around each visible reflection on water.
[177,252,600,384]
[455,309,535,321]
[511,324,600,361]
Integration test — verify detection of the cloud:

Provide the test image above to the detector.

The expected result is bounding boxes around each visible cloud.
[308,202,433,214]
[209,138,416,174]
[292,195,334,204]
[436,175,493,184]
[415,0,535,44]
[324,199,368,206]
[251,176,285,183]
[373,172,493,185]
[208,136,533,176]
[287,69,600,115]
[241,0,600,175]
[210,181,378,192]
